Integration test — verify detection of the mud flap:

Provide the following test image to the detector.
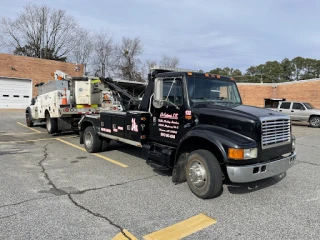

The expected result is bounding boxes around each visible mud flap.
[79,130,84,144]
[172,152,188,184]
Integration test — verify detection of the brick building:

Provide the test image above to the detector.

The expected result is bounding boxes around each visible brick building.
[238,79,320,108]
[1,53,319,110]
[0,53,84,108]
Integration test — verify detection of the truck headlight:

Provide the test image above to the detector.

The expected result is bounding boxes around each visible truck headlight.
[292,136,296,151]
[228,148,258,160]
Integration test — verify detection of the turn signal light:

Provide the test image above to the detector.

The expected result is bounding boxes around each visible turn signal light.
[228,148,244,160]
[228,148,258,160]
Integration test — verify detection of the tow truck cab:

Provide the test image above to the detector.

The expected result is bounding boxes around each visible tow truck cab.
[79,67,296,199]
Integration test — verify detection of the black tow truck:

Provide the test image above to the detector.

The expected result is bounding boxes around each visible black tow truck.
[78,67,296,199]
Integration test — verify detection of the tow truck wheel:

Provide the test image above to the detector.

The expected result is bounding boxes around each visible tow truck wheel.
[84,126,102,153]
[46,113,57,134]
[186,150,222,199]
[26,112,34,127]
[309,116,320,127]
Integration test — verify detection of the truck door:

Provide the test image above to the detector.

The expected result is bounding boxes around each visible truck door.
[278,101,292,117]
[149,77,185,146]
[291,102,308,121]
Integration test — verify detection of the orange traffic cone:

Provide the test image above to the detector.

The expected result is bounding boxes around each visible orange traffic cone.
[62,88,68,105]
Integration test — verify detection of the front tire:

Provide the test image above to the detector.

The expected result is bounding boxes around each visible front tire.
[84,126,102,153]
[26,112,34,127]
[309,116,320,127]
[186,150,222,199]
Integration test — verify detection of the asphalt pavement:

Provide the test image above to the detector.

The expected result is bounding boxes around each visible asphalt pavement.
[0,110,319,240]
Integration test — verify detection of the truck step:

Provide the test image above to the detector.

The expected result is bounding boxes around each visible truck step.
[146,160,171,171]
[142,143,175,170]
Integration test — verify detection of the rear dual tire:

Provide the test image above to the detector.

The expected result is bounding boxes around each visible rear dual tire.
[83,126,110,153]
[46,113,57,134]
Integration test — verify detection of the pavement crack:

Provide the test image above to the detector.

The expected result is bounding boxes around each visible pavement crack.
[38,143,67,196]
[67,194,131,240]
[296,160,320,167]
[38,143,132,239]
[297,143,320,149]
[0,197,50,209]
[0,211,23,220]
[73,174,159,195]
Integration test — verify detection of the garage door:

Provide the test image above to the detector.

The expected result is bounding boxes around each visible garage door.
[0,77,32,109]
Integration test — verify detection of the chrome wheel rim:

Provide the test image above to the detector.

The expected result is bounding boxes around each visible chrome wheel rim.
[85,131,93,148]
[189,160,207,188]
[311,118,320,126]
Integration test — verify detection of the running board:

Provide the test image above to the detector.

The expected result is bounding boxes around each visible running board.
[98,132,142,148]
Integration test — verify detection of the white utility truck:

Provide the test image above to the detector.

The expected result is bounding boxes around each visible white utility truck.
[25,71,131,134]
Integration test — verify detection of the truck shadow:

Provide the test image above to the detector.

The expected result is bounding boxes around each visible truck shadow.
[225,172,287,195]
[108,141,144,159]
[107,142,173,177]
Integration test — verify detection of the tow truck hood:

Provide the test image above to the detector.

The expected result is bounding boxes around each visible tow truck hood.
[193,104,287,121]
[233,105,287,118]
[192,104,288,140]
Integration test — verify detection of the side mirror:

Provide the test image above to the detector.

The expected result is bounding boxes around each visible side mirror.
[153,78,163,108]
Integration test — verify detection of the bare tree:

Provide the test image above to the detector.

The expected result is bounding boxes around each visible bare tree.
[140,59,157,80]
[159,54,180,68]
[0,3,80,61]
[92,30,114,77]
[71,29,93,67]
[116,37,143,81]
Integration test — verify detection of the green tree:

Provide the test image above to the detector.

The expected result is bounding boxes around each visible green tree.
[263,61,282,83]
[301,58,317,79]
[232,69,242,76]
[209,68,223,74]
[246,66,257,76]
[280,58,294,81]
[291,56,305,80]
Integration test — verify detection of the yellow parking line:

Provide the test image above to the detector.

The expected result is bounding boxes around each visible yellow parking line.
[17,122,42,133]
[0,132,47,136]
[112,230,138,240]
[56,138,128,168]
[143,213,217,240]
[0,136,76,144]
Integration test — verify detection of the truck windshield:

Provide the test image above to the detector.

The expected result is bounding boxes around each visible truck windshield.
[304,103,316,109]
[187,77,241,105]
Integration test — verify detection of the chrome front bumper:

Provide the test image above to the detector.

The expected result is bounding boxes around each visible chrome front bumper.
[226,152,297,183]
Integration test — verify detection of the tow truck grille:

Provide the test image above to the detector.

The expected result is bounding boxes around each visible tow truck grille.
[261,118,291,149]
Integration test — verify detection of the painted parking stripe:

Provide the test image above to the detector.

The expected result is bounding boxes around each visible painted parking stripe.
[17,122,42,133]
[0,136,77,144]
[0,132,47,136]
[56,138,128,168]
[112,230,138,240]
[143,213,217,240]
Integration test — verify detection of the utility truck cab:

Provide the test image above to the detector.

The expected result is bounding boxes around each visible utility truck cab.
[78,67,297,199]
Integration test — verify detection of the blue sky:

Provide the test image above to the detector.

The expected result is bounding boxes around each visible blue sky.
[1,0,320,73]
